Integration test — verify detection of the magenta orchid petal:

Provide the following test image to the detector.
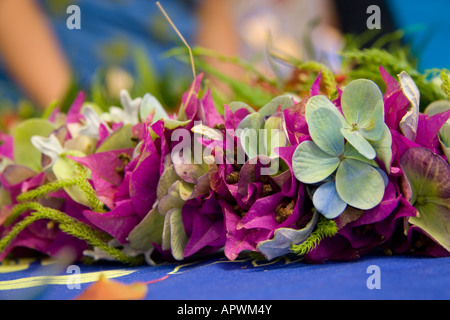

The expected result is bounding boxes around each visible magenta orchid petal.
[415,110,450,151]
[83,200,139,244]
[182,73,204,121]
[0,133,13,160]
[310,71,322,96]
[379,67,410,130]
[68,148,134,186]
[283,104,310,146]
[202,89,224,127]
[182,192,225,257]
[129,130,160,218]
[66,91,85,124]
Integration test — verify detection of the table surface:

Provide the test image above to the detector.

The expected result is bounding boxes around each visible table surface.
[0,250,448,300]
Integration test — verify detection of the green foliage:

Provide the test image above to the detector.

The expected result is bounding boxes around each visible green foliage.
[441,71,450,99]
[12,118,55,171]
[290,215,338,255]
[342,48,446,109]
[0,202,143,265]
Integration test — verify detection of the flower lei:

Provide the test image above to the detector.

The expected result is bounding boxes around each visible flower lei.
[0,65,449,266]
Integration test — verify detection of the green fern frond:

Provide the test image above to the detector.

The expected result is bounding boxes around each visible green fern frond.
[0,202,143,265]
[440,71,450,99]
[290,216,338,256]
[16,178,79,203]
[342,48,446,108]
[296,61,337,98]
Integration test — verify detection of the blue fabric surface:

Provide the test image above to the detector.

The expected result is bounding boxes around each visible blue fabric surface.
[0,251,448,300]
[385,0,450,71]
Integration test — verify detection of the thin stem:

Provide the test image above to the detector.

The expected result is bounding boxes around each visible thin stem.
[156,1,196,79]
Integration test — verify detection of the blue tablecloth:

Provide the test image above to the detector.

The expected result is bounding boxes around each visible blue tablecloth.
[0,251,448,300]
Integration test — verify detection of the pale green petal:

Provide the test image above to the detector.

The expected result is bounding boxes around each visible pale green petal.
[340,128,376,160]
[369,124,393,171]
[292,141,340,184]
[335,158,385,210]
[308,107,345,157]
[169,208,188,261]
[305,95,346,125]
[343,143,378,167]
[161,208,188,260]
[340,79,384,126]
[358,100,385,141]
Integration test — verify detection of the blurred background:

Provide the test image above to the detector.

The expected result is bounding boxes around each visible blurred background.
[0,0,448,128]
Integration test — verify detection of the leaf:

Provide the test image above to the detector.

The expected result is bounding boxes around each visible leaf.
[170,207,189,261]
[236,112,264,158]
[75,275,147,300]
[424,100,450,117]
[335,158,385,210]
[401,147,450,251]
[237,112,264,132]
[307,107,345,157]
[264,113,288,158]
[96,124,134,153]
[257,210,320,260]
[439,123,450,164]
[258,95,294,117]
[238,128,260,160]
[163,118,191,130]
[424,100,450,164]
[52,153,92,207]
[173,162,208,184]
[161,208,188,260]
[157,180,188,216]
[128,208,165,250]
[12,118,55,172]
[399,71,420,141]
[156,165,180,200]
[228,101,255,113]
[313,181,347,219]
[292,141,340,184]
[191,123,223,141]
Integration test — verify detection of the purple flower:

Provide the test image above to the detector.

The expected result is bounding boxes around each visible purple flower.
[182,191,226,258]
[209,109,307,259]
[78,125,160,244]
